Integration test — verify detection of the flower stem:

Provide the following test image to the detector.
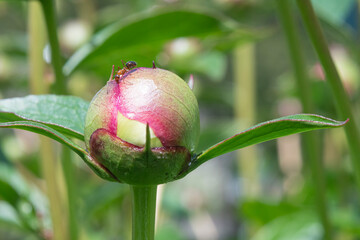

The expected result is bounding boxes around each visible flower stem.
[296,0,360,193]
[131,185,157,240]
[276,1,332,238]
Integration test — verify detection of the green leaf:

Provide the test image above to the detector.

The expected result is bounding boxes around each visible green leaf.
[0,162,44,235]
[0,179,21,207]
[0,121,117,182]
[240,200,300,225]
[0,95,89,140]
[63,9,253,76]
[83,183,128,218]
[311,0,354,27]
[185,114,347,174]
[251,211,321,240]
[0,202,23,231]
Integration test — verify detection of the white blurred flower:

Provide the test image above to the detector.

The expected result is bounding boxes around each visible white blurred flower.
[60,20,92,50]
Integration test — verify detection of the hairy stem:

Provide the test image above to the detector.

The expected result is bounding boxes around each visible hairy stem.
[131,185,157,240]
[276,1,332,238]
[296,0,360,193]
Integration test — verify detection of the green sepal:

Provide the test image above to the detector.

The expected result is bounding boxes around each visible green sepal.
[89,128,191,185]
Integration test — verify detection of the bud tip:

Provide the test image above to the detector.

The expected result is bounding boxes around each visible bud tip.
[145,123,151,155]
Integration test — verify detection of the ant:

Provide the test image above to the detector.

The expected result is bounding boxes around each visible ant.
[109,60,137,82]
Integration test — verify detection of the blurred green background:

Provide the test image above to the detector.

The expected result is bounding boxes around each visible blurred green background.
[1,0,360,239]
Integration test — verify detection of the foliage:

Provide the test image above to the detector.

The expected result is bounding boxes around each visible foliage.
[0,96,346,183]
[0,0,359,239]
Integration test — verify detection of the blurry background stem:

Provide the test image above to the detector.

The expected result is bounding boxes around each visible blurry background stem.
[233,43,259,199]
[276,0,332,239]
[296,0,360,194]
[155,184,164,232]
[61,148,79,240]
[39,0,66,94]
[37,0,79,239]
[131,185,157,240]
[28,2,68,240]
[358,0,360,41]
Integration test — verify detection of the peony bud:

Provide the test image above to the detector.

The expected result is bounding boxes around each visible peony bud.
[84,64,200,185]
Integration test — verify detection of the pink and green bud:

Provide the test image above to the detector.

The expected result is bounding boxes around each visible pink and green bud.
[84,66,200,185]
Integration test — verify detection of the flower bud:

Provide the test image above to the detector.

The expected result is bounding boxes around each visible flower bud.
[84,66,200,185]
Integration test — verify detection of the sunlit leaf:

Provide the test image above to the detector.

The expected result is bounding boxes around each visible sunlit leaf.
[183,114,347,175]
[63,9,256,77]
[0,95,89,140]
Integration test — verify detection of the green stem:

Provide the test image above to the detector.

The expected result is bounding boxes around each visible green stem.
[38,1,78,239]
[131,185,157,240]
[61,147,78,240]
[28,1,47,95]
[28,2,66,240]
[296,0,360,193]
[358,0,360,41]
[233,43,259,198]
[39,0,66,95]
[276,1,311,110]
[276,1,332,238]
[39,136,67,240]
